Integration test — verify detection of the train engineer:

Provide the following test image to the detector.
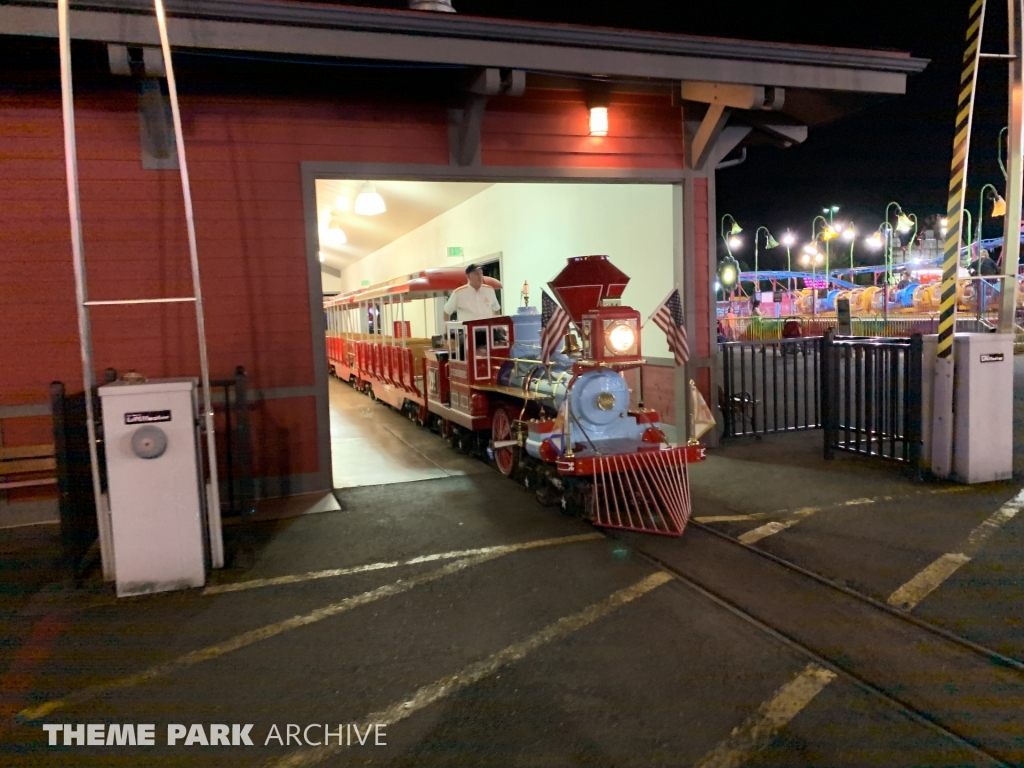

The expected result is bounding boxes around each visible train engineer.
[443,264,501,322]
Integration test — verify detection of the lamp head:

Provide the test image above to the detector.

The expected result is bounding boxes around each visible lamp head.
[866,232,883,250]
[765,233,780,249]
[728,235,742,250]
[896,213,913,233]
[354,182,387,216]
[991,193,1007,217]
[841,228,856,242]
[718,256,740,290]
[800,252,811,266]
[729,221,743,235]
[781,232,796,247]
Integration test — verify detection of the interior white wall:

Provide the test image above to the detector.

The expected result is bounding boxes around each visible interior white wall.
[321,271,343,294]
[336,183,675,357]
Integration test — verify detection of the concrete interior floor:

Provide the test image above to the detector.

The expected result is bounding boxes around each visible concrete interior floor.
[329,378,487,489]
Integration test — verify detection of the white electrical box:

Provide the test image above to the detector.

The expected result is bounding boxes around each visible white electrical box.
[953,334,1014,484]
[98,378,206,596]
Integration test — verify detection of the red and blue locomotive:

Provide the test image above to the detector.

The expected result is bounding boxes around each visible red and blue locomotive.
[325,255,704,536]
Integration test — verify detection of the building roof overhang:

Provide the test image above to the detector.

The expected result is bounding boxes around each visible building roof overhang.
[1,0,927,94]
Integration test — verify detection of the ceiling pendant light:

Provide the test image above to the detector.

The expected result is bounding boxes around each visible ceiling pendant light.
[322,218,347,248]
[355,183,386,216]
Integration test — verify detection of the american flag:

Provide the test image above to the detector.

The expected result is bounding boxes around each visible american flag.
[541,291,570,363]
[650,288,690,366]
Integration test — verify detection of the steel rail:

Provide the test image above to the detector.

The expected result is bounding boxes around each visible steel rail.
[618,534,1014,768]
[688,519,1024,674]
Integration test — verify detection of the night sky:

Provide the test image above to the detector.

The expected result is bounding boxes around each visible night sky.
[362,0,1014,271]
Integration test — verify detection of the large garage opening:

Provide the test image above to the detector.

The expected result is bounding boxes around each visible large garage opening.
[313,178,680,491]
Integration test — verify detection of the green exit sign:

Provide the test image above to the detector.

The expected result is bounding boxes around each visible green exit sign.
[447,247,464,258]
[361,280,370,287]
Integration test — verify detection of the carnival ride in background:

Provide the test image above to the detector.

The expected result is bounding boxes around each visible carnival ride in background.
[324,256,704,536]
[720,231,1024,322]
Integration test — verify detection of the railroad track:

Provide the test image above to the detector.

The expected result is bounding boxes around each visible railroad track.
[613,522,1024,767]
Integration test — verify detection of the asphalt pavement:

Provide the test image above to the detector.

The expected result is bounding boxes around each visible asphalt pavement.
[2,368,1023,767]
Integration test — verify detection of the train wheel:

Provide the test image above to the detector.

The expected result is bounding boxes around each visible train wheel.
[491,407,518,477]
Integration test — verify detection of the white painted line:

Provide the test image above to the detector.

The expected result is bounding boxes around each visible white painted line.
[20,551,510,720]
[887,489,1024,611]
[694,663,837,768]
[269,571,674,768]
[204,532,603,595]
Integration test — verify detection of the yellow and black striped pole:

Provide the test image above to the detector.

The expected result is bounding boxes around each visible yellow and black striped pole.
[933,0,987,478]
[938,0,986,359]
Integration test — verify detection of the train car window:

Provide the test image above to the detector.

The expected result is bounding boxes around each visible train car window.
[491,325,509,349]
[474,327,489,379]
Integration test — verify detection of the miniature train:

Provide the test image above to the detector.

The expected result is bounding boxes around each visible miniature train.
[324,255,704,536]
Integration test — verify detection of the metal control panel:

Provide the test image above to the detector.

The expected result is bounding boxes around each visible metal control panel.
[98,378,206,596]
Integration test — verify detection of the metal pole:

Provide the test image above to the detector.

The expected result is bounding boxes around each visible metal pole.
[57,0,115,580]
[934,0,987,478]
[153,0,223,567]
[999,0,1024,334]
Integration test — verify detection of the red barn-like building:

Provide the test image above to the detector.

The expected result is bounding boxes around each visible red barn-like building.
[0,1,925,534]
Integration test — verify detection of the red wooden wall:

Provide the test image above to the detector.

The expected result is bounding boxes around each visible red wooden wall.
[1,65,698,496]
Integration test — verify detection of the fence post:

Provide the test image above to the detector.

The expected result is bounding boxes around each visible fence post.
[822,329,835,460]
[234,366,254,516]
[721,345,733,439]
[49,382,73,563]
[906,334,924,478]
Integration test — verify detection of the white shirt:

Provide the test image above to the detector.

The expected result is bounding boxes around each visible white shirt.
[444,284,500,322]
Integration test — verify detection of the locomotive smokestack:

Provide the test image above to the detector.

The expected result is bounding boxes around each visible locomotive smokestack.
[547,255,630,324]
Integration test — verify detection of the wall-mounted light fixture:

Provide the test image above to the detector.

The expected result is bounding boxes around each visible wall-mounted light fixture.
[589,106,609,137]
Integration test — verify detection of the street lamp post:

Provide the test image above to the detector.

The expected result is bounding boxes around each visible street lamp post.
[753,226,780,289]
[800,248,825,316]
[977,183,1007,252]
[842,226,856,271]
[823,205,839,277]
[781,231,797,288]
[721,214,742,259]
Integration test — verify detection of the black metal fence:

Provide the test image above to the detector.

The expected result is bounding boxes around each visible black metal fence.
[720,337,823,437]
[822,331,924,467]
[209,366,254,518]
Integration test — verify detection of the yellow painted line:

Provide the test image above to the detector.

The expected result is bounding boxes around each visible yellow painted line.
[695,488,969,528]
[268,571,674,768]
[204,532,603,595]
[738,507,820,545]
[20,551,518,720]
[694,663,837,768]
[888,488,1024,611]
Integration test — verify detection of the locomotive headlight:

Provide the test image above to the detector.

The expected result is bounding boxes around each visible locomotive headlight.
[607,323,636,353]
